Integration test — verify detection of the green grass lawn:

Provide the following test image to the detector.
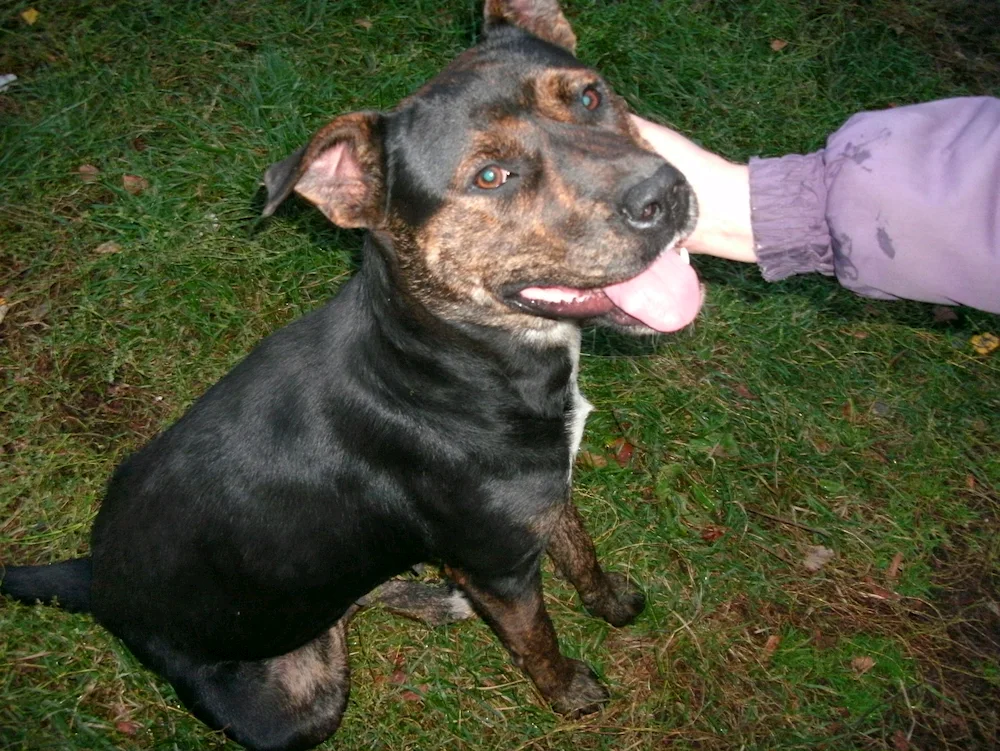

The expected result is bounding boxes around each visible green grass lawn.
[2,1,998,749]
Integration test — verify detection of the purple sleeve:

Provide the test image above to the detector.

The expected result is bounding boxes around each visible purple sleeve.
[748,97,1000,313]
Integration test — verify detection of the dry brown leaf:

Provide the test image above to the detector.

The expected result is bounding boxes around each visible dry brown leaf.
[811,435,833,454]
[966,474,976,490]
[700,525,728,543]
[892,729,910,751]
[577,451,607,469]
[0,297,9,327]
[355,18,373,29]
[21,8,40,25]
[123,174,149,195]
[851,655,876,675]
[802,546,835,573]
[115,720,141,736]
[770,39,788,51]
[78,164,100,182]
[609,437,634,467]
[861,577,900,601]
[933,305,958,323]
[762,634,781,662]
[94,241,122,255]
[886,552,904,582]
[733,383,757,400]
[400,684,428,702]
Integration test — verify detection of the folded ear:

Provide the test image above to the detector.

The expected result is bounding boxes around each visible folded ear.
[262,112,384,229]
[483,0,576,54]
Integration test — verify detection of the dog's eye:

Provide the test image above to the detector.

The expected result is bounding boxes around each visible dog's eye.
[580,86,601,111]
[474,165,510,190]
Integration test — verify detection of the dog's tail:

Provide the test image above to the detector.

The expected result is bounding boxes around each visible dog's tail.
[0,557,93,613]
[357,579,476,628]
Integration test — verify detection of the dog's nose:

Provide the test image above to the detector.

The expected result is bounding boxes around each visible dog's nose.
[619,163,684,231]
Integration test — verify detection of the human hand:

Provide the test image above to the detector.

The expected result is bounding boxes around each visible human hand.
[631,115,756,263]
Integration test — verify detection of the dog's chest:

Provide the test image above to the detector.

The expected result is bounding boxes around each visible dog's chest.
[565,353,593,469]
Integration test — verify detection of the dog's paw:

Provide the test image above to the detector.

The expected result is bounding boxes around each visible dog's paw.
[585,572,645,627]
[550,660,609,718]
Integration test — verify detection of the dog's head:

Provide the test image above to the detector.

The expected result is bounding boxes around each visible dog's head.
[264,0,702,335]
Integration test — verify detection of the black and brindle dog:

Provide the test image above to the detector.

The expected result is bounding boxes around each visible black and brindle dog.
[0,1,703,749]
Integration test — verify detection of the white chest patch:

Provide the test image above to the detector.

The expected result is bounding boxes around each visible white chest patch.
[518,324,592,481]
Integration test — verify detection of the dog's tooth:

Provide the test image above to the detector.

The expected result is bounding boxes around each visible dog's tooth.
[679,247,690,265]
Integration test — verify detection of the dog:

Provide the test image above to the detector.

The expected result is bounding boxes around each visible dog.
[0,1,702,749]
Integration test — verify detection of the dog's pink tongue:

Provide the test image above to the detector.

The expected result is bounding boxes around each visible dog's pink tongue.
[604,250,702,332]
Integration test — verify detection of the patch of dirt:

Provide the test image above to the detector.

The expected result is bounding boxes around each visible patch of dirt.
[894,0,1000,91]
[908,483,1000,750]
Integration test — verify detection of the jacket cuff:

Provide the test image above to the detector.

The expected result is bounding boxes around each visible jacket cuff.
[749,153,835,281]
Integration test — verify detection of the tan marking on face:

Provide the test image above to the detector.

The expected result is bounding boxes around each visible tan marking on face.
[383,68,671,330]
[532,69,597,123]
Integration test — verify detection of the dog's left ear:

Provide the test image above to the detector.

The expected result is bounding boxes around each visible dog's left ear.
[483,0,576,55]
[262,112,384,229]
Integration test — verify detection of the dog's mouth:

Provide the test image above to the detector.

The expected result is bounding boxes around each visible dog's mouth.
[506,245,703,332]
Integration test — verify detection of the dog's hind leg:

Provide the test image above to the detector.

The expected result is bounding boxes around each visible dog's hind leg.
[154,618,353,751]
[546,502,645,627]
[444,565,609,718]
[358,579,476,627]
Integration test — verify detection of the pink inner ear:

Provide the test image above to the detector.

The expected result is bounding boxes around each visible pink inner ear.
[307,142,362,184]
[294,140,374,228]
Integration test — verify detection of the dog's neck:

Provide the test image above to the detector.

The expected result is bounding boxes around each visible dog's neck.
[354,234,582,421]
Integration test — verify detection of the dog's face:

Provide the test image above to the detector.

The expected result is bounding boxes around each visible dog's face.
[265,0,702,335]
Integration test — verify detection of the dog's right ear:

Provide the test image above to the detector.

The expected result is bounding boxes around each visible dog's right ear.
[262,112,384,229]
[483,0,577,54]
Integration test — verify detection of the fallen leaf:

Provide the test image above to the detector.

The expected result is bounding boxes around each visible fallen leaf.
[892,729,910,751]
[811,435,833,454]
[355,18,373,29]
[123,174,149,195]
[840,401,854,420]
[762,634,781,662]
[733,383,757,400]
[848,330,869,339]
[400,684,428,702]
[21,8,40,25]
[94,241,121,255]
[886,552,904,582]
[966,474,976,490]
[0,297,9,326]
[131,136,148,152]
[577,451,607,469]
[770,38,788,51]
[115,720,141,736]
[389,669,406,685]
[811,628,838,650]
[932,305,958,323]
[609,437,634,467]
[851,655,876,675]
[700,525,728,543]
[971,332,999,355]
[861,577,900,600]
[78,164,100,182]
[802,546,835,573]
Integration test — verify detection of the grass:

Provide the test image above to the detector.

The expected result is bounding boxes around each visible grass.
[1,0,998,749]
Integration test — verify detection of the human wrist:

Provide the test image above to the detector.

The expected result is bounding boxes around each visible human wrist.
[685,161,755,263]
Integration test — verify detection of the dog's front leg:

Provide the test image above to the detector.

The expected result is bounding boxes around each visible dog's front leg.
[546,502,645,627]
[444,565,608,718]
